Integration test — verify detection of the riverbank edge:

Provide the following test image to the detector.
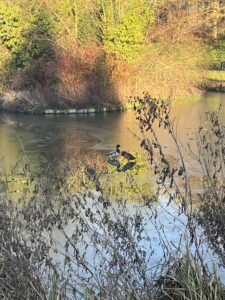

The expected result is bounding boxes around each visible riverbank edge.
[1,81,225,114]
[0,90,134,114]
[0,104,132,114]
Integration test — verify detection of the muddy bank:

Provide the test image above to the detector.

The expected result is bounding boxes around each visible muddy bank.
[204,80,225,93]
[0,90,130,114]
[1,84,225,115]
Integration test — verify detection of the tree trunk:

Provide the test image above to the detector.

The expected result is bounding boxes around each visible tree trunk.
[212,0,219,39]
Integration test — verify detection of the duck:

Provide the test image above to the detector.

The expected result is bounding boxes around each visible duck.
[107,159,120,167]
[121,151,136,161]
[121,161,136,172]
[106,144,121,159]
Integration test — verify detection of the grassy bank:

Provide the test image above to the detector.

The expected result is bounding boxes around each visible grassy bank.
[203,71,225,93]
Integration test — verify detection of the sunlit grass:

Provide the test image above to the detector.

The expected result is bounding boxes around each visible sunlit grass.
[207,70,225,82]
[173,95,203,103]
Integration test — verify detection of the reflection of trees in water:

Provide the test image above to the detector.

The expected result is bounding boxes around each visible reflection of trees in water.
[67,152,157,202]
[0,126,20,171]
[0,114,69,175]
[3,150,157,202]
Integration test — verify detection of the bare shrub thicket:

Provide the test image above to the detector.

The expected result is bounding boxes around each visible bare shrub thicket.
[9,44,118,109]
[134,92,225,267]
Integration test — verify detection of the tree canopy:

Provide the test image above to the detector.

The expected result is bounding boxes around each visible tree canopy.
[1,0,225,103]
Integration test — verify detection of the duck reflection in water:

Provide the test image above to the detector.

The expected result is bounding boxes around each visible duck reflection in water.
[120,161,136,172]
[107,159,120,167]
[107,159,136,172]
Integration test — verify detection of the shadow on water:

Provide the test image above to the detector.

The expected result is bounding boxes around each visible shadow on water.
[107,159,136,172]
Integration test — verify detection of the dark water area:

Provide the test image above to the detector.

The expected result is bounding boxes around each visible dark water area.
[0,92,225,174]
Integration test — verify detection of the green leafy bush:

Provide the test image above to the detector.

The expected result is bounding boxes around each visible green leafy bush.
[209,38,225,69]
[103,0,154,61]
[0,2,26,54]
[14,10,54,68]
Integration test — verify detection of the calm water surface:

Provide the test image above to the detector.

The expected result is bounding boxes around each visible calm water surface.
[1,92,225,281]
[1,92,225,172]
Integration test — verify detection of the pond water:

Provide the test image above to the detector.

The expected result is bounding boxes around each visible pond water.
[1,92,225,173]
[1,92,225,283]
